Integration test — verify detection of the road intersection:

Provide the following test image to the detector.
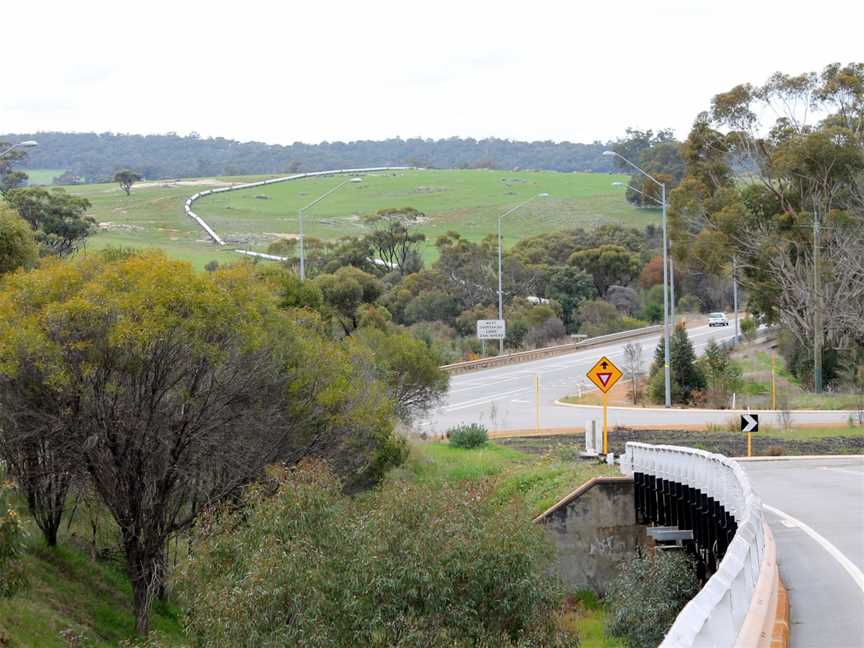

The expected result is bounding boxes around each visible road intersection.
[424,323,858,435]
[424,324,864,646]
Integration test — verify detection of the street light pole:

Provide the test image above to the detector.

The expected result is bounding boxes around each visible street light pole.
[297,176,362,280]
[497,193,549,354]
[732,255,739,344]
[606,151,671,407]
[660,183,672,406]
[813,211,823,393]
[669,255,675,323]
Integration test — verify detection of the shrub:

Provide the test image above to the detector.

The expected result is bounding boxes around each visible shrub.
[578,301,649,338]
[640,301,663,323]
[697,340,742,408]
[678,294,702,313]
[448,423,489,449]
[648,370,681,405]
[606,550,699,648]
[352,326,449,424]
[175,464,578,648]
[0,482,27,598]
[0,204,39,275]
[524,317,567,349]
[740,316,757,341]
[607,285,641,316]
[649,323,706,404]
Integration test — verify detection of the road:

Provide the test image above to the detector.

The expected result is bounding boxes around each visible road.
[741,457,864,648]
[422,323,857,435]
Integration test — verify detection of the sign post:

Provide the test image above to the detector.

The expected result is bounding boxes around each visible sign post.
[535,374,541,435]
[771,353,777,410]
[476,319,505,342]
[741,414,759,457]
[586,356,623,455]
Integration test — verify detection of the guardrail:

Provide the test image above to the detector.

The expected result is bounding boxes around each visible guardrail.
[440,325,663,374]
[620,443,776,647]
[183,167,417,251]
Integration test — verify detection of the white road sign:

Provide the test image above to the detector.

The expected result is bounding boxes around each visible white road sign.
[741,414,759,433]
[477,319,506,340]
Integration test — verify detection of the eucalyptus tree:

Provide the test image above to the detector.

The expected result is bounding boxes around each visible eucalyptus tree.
[669,62,864,385]
[0,251,399,634]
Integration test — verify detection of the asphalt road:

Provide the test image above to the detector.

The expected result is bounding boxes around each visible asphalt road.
[741,457,864,648]
[422,323,857,435]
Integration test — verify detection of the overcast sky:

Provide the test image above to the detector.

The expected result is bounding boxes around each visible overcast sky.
[4,0,861,145]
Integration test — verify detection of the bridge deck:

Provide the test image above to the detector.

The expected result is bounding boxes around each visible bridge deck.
[742,457,864,648]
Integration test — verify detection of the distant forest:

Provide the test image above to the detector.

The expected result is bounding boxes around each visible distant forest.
[1,132,619,182]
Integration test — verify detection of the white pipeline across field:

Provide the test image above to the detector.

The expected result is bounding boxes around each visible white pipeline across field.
[183,167,417,258]
[620,443,779,647]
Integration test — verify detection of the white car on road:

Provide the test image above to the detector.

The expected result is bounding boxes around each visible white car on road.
[708,312,730,327]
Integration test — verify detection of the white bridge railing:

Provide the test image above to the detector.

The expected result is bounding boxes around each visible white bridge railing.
[184,166,417,258]
[620,443,770,648]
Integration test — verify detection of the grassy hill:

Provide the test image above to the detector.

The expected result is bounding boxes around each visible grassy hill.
[21,169,66,186]
[53,169,658,269]
[0,540,185,648]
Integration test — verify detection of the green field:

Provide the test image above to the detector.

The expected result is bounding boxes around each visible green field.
[195,169,654,260]
[58,169,656,269]
[62,176,274,268]
[21,168,66,185]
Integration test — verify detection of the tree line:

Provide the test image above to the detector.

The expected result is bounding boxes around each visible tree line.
[0,132,621,184]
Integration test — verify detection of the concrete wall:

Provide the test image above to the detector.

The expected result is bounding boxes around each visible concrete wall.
[535,477,646,593]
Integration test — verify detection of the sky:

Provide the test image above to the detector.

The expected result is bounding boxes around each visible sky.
[3,0,862,145]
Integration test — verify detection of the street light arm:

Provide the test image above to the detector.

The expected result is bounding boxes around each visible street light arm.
[0,144,22,158]
[604,150,664,189]
[613,181,663,207]
[297,176,362,281]
[496,193,546,226]
[300,178,353,212]
[0,140,39,158]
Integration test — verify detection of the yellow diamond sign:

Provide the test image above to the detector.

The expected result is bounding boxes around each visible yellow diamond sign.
[587,356,623,393]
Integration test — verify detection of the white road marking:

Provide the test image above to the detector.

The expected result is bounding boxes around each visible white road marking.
[764,504,864,594]
[448,377,520,394]
[444,385,533,411]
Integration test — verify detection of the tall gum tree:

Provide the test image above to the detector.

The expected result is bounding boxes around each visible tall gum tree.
[669,63,864,378]
[0,252,398,634]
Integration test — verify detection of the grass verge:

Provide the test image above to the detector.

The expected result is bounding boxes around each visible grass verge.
[0,538,185,647]
[390,441,621,642]
[392,441,616,524]
[561,591,624,648]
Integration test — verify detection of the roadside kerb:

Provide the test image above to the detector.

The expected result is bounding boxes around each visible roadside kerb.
[556,399,861,416]
[735,523,789,648]
[440,325,662,374]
